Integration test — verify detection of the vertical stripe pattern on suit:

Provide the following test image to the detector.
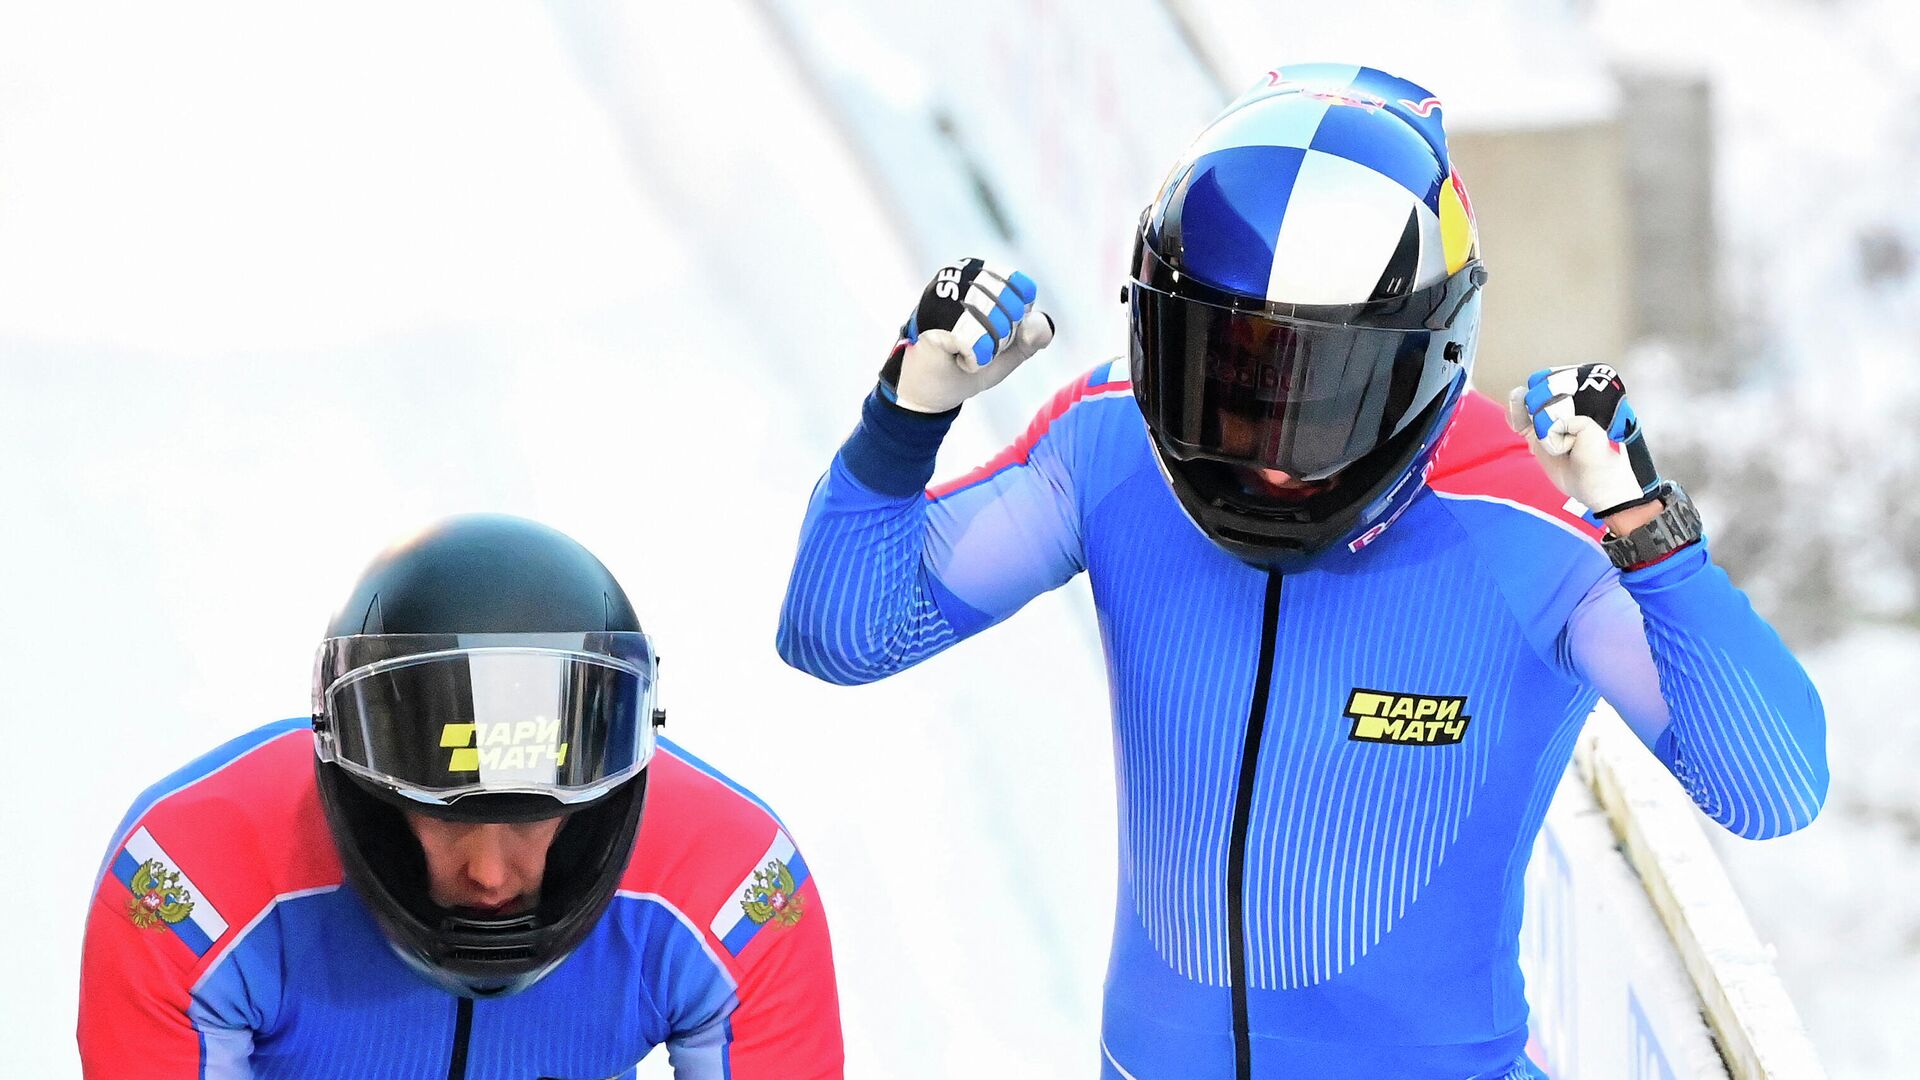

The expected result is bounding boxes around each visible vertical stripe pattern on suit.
[1239,555,1509,989]
[781,480,960,684]
[775,371,1828,1078]
[1095,483,1269,986]
[1642,621,1824,838]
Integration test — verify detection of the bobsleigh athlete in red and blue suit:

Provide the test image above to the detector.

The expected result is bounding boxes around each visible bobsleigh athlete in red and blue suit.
[777,64,1827,1079]
[81,515,843,1079]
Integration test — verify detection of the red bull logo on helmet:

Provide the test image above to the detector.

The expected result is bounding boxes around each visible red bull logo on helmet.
[1262,69,1386,112]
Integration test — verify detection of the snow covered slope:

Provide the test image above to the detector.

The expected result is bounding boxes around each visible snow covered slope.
[0,2,1109,1076]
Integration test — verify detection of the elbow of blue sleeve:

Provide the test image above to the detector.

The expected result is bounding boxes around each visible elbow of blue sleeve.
[1774,685,1835,837]
[774,619,889,687]
[1657,715,1829,841]
[1729,783,1827,840]
[1721,764,1828,841]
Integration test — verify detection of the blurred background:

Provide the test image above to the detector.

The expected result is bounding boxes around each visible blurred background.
[2,0,1913,1076]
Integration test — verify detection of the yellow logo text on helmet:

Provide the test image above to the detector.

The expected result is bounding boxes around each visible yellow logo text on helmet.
[440,720,570,772]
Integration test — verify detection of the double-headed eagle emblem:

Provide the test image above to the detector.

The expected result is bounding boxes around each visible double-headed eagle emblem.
[127,858,196,930]
[739,858,804,927]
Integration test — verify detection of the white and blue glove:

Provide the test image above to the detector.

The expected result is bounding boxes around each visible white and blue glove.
[879,258,1055,414]
[1506,364,1663,517]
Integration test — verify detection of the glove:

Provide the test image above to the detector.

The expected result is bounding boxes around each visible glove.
[879,258,1055,414]
[1506,364,1663,517]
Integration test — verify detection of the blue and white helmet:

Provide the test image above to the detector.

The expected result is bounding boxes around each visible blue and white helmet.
[1128,63,1487,570]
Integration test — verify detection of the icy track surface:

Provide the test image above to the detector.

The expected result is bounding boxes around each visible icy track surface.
[0,2,1114,1077]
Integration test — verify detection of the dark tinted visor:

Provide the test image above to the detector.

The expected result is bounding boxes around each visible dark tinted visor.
[314,633,656,807]
[1130,282,1463,479]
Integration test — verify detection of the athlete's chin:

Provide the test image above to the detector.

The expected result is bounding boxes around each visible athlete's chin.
[1232,468,1338,502]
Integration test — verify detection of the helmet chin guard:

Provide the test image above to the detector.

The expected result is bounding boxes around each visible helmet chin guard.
[315,760,646,997]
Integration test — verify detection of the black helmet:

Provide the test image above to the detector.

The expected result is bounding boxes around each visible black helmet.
[1128,64,1488,570]
[311,514,662,996]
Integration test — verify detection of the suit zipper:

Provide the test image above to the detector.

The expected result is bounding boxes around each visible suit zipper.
[447,996,474,1080]
[1227,572,1283,1080]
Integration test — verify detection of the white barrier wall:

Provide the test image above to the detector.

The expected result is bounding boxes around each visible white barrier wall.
[1521,719,1730,1079]
[1571,714,1829,1080]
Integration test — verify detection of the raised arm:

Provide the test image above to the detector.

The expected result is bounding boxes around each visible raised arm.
[1517,365,1829,838]
[777,259,1088,684]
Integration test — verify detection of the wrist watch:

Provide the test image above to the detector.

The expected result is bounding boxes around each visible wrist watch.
[1602,482,1703,570]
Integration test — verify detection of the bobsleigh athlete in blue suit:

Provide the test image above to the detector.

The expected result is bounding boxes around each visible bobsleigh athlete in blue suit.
[776,64,1827,1079]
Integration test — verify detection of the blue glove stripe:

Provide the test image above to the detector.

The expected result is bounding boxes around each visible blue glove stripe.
[987,303,1013,340]
[971,333,995,367]
[1523,382,1556,414]
[1008,270,1038,304]
[996,284,1028,322]
[1534,410,1555,442]
[906,312,920,344]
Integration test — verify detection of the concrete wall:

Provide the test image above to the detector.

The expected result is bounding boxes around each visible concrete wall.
[1619,72,1718,352]
[1452,121,1634,399]
[1452,70,1719,398]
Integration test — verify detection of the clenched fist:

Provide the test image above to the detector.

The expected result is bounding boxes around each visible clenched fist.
[879,258,1055,414]
[1506,364,1663,519]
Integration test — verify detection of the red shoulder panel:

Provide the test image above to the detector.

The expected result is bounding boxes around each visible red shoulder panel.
[81,728,342,1075]
[109,730,342,970]
[620,746,787,930]
[927,364,1130,499]
[626,748,841,1076]
[1430,388,1603,539]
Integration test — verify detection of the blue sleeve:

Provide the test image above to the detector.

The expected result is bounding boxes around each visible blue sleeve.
[1569,541,1829,839]
[777,382,1089,686]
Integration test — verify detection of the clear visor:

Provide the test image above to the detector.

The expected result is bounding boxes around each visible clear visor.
[313,633,656,807]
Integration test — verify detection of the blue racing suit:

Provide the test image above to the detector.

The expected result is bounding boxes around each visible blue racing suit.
[777,360,1827,1079]
[80,720,843,1079]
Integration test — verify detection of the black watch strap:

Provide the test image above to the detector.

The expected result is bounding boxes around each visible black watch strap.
[1602,482,1702,570]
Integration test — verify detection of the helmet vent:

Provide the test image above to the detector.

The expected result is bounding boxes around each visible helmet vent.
[448,940,539,963]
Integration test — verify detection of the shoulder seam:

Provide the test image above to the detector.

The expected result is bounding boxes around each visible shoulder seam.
[1428,490,1611,679]
[927,364,1131,500]
[614,890,741,991]
[190,884,343,995]
[1431,490,1604,549]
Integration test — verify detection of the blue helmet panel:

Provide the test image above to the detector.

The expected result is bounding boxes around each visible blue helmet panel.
[1159,146,1306,298]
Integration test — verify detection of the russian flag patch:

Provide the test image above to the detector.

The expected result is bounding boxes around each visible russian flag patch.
[710,830,811,956]
[113,826,228,957]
